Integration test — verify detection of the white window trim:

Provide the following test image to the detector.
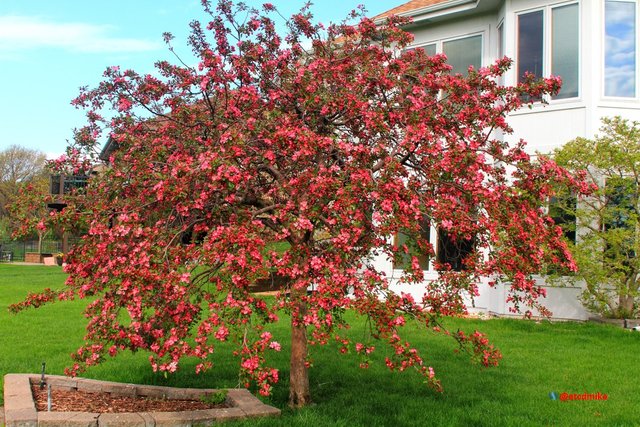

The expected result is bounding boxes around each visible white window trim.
[497,19,506,85]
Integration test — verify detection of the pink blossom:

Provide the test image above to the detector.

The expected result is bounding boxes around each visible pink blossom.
[268,341,281,351]
[214,326,229,341]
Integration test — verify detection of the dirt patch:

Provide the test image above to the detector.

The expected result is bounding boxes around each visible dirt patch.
[31,384,228,413]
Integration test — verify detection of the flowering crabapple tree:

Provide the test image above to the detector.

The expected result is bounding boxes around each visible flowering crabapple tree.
[11,1,587,407]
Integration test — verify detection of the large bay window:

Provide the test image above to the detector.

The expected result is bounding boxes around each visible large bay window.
[604,0,636,98]
[517,3,579,100]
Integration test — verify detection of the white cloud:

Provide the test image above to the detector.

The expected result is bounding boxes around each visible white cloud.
[605,66,636,97]
[0,15,162,54]
[605,34,636,65]
[46,151,65,160]
[605,1,636,28]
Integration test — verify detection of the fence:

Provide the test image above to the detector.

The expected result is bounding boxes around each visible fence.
[0,240,66,262]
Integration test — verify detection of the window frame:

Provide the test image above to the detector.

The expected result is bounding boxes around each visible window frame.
[497,19,506,85]
[515,1,581,102]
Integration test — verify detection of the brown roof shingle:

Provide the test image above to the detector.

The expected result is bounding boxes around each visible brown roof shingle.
[373,0,453,20]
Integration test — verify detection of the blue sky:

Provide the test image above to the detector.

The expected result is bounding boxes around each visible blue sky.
[0,0,402,158]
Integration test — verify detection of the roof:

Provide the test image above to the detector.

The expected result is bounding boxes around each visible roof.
[373,0,454,20]
[98,137,119,163]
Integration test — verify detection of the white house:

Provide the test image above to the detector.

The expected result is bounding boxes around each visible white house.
[370,0,640,320]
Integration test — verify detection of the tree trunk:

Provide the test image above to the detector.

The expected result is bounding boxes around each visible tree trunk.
[37,231,43,254]
[62,231,69,254]
[618,294,635,318]
[289,293,310,407]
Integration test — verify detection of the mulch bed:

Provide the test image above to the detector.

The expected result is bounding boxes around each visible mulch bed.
[31,384,229,413]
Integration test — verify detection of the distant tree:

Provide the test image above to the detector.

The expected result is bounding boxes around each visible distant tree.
[553,117,640,318]
[0,217,10,240]
[9,147,90,252]
[0,144,47,218]
[12,1,586,407]
[8,177,52,252]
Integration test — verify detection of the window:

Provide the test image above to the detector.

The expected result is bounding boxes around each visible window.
[517,11,544,81]
[546,192,577,275]
[62,175,89,194]
[604,0,636,97]
[423,43,437,56]
[394,216,431,270]
[603,177,637,261]
[443,35,482,74]
[552,4,580,99]
[50,175,62,196]
[549,193,577,243]
[497,21,505,59]
[405,43,436,55]
[412,34,483,75]
[497,21,505,84]
[436,229,474,272]
[517,3,580,100]
[604,177,636,231]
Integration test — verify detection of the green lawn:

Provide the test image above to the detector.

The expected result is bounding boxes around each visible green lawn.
[1,264,639,426]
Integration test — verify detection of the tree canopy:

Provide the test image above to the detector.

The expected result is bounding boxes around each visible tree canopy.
[0,145,48,240]
[553,116,640,318]
[0,145,47,216]
[12,1,586,406]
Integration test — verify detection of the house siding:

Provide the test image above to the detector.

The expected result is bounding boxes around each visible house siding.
[373,0,640,320]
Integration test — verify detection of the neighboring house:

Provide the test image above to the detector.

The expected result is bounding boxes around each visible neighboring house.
[48,137,117,211]
[47,174,90,255]
[370,0,640,320]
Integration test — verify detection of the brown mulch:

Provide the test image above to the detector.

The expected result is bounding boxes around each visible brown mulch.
[31,384,228,413]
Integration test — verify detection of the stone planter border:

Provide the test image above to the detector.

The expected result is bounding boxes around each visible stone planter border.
[589,317,640,329]
[3,374,280,426]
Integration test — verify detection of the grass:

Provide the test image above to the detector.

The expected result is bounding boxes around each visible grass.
[1,264,639,426]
